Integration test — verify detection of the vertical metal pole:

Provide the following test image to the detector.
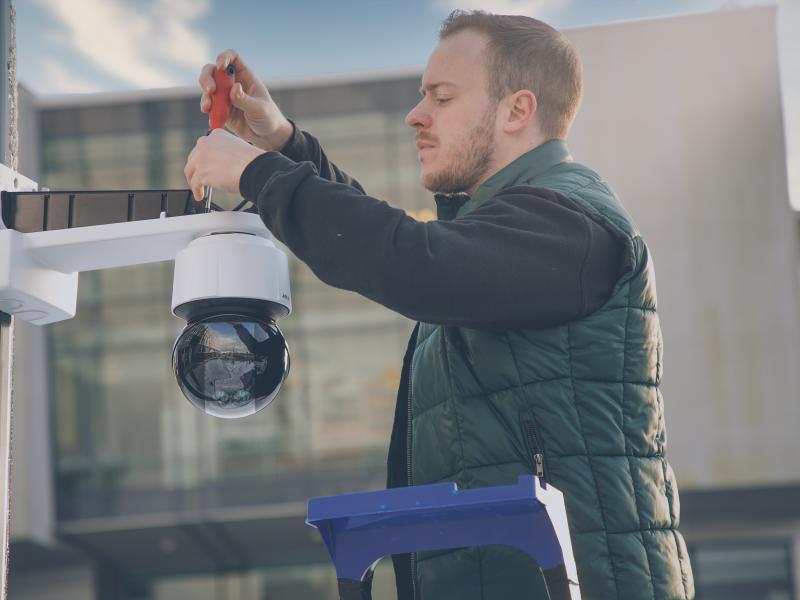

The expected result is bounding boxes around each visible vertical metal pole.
[1,0,16,172]
[0,0,7,169]
[0,314,10,600]
[0,2,16,598]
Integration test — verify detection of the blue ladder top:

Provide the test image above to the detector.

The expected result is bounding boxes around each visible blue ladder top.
[307,475,580,599]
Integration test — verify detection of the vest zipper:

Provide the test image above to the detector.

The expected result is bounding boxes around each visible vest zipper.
[521,417,546,483]
[407,363,413,487]
[407,359,417,600]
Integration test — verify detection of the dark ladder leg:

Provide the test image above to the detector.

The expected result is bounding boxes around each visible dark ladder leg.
[337,563,376,600]
[542,564,574,600]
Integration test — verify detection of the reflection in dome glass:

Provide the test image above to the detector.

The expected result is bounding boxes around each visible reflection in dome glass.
[172,315,289,418]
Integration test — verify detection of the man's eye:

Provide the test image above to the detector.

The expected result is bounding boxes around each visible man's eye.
[436,98,451,104]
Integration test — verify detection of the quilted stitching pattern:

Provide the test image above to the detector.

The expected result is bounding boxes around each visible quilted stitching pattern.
[410,162,694,599]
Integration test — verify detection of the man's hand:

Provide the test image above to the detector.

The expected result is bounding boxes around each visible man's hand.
[199,49,293,151]
[184,129,265,201]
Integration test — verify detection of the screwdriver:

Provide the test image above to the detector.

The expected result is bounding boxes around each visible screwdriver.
[201,63,236,212]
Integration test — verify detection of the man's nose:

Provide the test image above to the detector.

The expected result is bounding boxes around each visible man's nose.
[405,100,431,129]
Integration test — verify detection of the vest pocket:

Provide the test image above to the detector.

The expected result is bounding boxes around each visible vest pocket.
[520,411,547,484]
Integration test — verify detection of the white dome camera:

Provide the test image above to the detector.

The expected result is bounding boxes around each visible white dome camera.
[171,232,292,419]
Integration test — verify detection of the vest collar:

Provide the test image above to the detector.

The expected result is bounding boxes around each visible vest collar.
[433,192,470,221]
[457,139,573,218]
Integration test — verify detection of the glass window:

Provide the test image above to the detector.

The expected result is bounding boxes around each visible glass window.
[691,541,794,600]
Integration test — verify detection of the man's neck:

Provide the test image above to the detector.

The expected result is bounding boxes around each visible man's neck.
[468,136,551,197]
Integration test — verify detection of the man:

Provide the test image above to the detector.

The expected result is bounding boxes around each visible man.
[185,10,695,600]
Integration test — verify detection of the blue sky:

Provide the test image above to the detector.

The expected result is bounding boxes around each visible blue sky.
[15,0,796,94]
[14,0,800,204]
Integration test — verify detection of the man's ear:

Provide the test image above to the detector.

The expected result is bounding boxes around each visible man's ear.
[503,90,537,134]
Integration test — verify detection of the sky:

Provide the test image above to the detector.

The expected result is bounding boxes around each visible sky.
[13,0,800,206]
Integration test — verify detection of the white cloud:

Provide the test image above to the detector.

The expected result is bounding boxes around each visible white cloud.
[434,0,572,17]
[34,0,211,91]
[41,59,104,94]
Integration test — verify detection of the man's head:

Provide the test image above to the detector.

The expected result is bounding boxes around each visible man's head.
[406,11,582,196]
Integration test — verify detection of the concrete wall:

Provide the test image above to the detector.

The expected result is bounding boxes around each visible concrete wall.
[566,6,800,490]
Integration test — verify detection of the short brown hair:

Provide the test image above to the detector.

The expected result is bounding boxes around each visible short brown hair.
[439,10,582,140]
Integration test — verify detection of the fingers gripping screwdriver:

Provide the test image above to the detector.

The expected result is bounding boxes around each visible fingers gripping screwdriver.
[201,63,236,211]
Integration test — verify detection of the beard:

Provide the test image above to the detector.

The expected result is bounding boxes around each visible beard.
[422,107,496,195]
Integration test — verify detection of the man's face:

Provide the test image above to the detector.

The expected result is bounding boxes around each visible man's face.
[406,29,499,195]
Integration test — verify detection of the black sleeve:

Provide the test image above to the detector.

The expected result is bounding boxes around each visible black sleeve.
[240,152,626,330]
[278,121,365,193]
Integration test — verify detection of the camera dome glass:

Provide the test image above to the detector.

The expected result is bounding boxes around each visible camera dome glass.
[172,315,289,419]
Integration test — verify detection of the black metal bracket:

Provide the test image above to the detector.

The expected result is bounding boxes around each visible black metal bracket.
[1,188,209,233]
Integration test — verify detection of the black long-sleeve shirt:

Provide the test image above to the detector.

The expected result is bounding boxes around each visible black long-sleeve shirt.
[239,126,625,329]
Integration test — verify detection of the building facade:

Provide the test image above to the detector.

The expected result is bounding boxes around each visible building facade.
[6,7,800,599]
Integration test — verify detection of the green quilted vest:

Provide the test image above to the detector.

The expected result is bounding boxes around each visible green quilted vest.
[409,141,695,599]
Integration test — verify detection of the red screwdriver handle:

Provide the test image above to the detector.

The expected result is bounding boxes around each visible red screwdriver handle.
[209,64,236,130]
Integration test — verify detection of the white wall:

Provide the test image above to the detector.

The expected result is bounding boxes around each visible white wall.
[566,6,800,489]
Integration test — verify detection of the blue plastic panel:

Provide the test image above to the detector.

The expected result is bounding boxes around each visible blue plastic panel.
[307,475,577,588]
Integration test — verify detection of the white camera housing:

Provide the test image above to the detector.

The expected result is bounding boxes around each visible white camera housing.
[172,232,291,323]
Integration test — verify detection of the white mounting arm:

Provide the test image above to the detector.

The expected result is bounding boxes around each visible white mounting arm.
[0,211,276,325]
[21,210,272,272]
[0,164,286,325]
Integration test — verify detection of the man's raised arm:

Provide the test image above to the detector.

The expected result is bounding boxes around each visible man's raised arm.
[198,49,363,192]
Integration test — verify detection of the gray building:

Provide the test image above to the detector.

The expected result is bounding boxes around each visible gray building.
[5,6,799,599]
